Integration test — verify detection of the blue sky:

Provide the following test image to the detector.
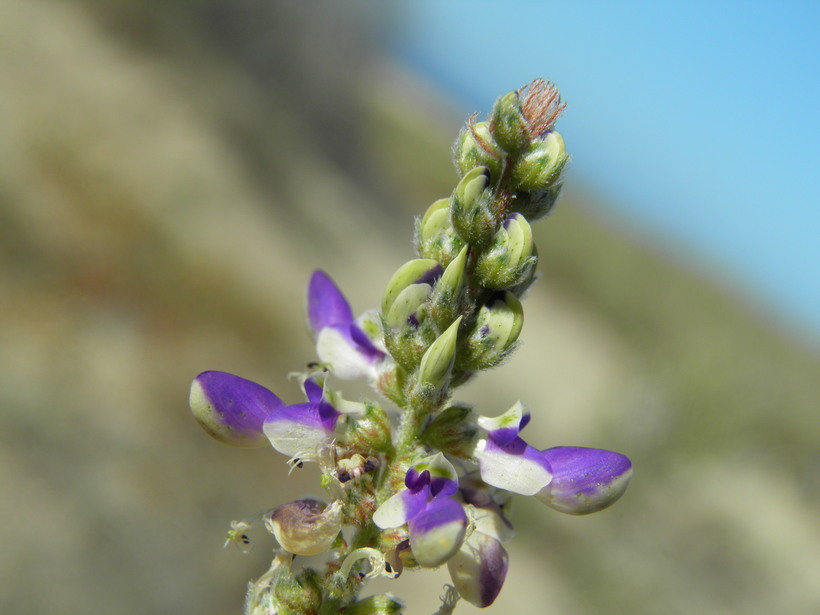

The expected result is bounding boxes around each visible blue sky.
[388,1,819,344]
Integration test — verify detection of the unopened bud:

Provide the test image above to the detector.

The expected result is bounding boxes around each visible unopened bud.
[422,405,478,456]
[430,246,468,329]
[450,167,497,249]
[453,121,503,179]
[512,183,563,221]
[417,198,466,266]
[417,317,462,392]
[489,90,528,156]
[385,283,432,329]
[267,499,342,556]
[474,214,535,289]
[511,131,568,192]
[460,292,524,369]
[382,259,442,319]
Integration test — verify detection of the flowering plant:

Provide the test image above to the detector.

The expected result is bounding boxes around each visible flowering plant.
[189,80,632,614]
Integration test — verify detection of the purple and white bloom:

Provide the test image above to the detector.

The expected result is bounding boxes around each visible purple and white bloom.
[474,403,633,515]
[188,369,345,465]
[537,446,633,515]
[373,453,467,568]
[474,402,553,496]
[308,270,386,380]
[447,474,514,607]
[189,371,284,448]
[447,508,510,608]
[262,375,341,464]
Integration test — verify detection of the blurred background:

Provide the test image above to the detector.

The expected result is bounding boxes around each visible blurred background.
[1,1,817,614]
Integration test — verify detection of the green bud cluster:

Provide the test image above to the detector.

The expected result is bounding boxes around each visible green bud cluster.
[380,79,569,401]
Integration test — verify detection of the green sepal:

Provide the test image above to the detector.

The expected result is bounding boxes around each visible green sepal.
[489,90,529,156]
[422,405,478,457]
[343,401,394,455]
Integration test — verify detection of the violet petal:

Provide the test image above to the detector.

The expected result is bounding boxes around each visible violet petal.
[189,371,283,448]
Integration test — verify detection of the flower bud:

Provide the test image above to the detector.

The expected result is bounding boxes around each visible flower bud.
[267,499,342,556]
[489,90,528,156]
[417,317,461,392]
[447,531,509,608]
[537,447,633,515]
[512,183,563,221]
[385,283,432,329]
[453,121,503,179]
[189,371,283,448]
[382,259,442,318]
[474,213,535,289]
[343,402,393,454]
[422,405,477,456]
[450,167,497,249]
[417,198,466,266]
[460,292,524,370]
[430,246,468,329]
[510,131,568,192]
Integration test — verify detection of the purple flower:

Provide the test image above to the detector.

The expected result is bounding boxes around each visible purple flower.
[537,446,633,515]
[448,476,514,607]
[308,270,386,380]
[189,371,342,463]
[474,403,633,514]
[373,453,467,568]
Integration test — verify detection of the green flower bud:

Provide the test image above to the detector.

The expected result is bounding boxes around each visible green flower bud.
[453,121,503,179]
[451,167,497,249]
[422,405,478,457]
[510,131,568,192]
[382,259,442,317]
[344,595,404,615]
[512,183,563,221]
[459,292,524,370]
[430,245,468,330]
[385,283,432,329]
[490,90,529,156]
[273,567,322,615]
[343,401,393,454]
[417,317,462,391]
[474,214,536,289]
[417,198,466,266]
